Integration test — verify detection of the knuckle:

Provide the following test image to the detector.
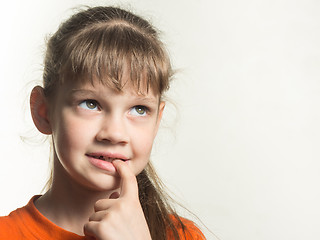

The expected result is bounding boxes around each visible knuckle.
[96,221,110,238]
[94,199,104,211]
[99,210,113,223]
[115,200,129,213]
[102,211,110,220]
[83,222,94,236]
[95,225,104,237]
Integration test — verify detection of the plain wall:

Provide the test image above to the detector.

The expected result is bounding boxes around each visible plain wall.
[1,0,320,239]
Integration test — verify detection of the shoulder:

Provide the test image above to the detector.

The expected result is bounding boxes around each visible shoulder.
[0,196,40,240]
[168,215,206,240]
[0,210,23,239]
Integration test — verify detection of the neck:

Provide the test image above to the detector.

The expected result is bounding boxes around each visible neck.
[35,159,117,236]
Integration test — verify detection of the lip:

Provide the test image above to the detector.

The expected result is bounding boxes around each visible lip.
[86,152,129,173]
[86,152,129,162]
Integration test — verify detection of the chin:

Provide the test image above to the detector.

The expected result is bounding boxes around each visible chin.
[77,175,122,193]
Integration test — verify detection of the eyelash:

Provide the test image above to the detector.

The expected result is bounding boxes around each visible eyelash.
[129,105,150,116]
[78,100,150,116]
[79,99,100,111]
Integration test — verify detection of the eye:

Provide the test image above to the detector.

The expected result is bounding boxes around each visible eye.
[79,100,99,111]
[129,105,148,116]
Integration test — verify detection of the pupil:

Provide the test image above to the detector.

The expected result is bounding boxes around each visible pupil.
[87,101,95,109]
[136,107,145,114]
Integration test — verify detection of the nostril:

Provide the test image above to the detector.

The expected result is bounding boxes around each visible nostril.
[95,121,129,145]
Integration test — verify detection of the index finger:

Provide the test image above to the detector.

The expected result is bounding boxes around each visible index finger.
[113,160,138,198]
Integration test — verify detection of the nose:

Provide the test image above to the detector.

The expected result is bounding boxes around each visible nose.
[95,114,129,145]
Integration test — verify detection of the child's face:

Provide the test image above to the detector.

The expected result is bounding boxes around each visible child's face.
[48,77,164,191]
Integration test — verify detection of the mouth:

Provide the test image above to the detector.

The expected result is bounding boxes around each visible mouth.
[86,153,127,162]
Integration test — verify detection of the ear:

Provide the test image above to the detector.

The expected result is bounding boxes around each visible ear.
[30,86,52,135]
[154,101,165,133]
[157,101,165,123]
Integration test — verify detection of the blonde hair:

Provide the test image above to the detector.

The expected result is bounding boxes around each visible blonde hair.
[43,6,171,97]
[42,6,194,240]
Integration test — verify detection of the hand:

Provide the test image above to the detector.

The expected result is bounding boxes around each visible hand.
[84,160,152,240]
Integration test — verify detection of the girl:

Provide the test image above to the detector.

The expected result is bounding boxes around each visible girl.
[0,6,205,240]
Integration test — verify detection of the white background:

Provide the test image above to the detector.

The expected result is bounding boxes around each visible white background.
[1,0,320,239]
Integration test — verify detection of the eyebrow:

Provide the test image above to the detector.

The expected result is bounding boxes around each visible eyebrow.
[69,89,159,104]
[69,89,96,96]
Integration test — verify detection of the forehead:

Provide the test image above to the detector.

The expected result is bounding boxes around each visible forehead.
[61,77,160,101]
[54,23,170,97]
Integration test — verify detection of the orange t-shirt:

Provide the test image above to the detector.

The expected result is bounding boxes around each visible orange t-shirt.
[0,196,205,240]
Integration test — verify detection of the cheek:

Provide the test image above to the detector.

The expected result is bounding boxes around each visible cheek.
[130,123,158,161]
[52,111,94,159]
